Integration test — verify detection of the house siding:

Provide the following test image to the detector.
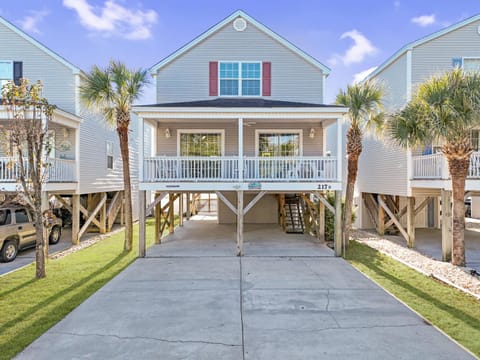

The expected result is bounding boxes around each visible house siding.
[412,19,480,87]
[155,20,324,104]
[358,54,410,198]
[0,21,76,113]
[155,121,324,156]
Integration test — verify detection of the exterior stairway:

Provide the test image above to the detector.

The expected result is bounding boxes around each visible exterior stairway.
[284,195,305,234]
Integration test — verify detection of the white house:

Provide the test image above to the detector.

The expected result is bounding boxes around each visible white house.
[0,16,138,244]
[356,14,480,261]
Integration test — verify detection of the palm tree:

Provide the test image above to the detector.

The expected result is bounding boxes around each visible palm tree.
[336,80,384,249]
[80,61,149,252]
[388,69,480,266]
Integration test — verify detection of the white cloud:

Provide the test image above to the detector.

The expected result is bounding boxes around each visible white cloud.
[411,14,436,27]
[63,0,157,40]
[353,66,378,84]
[18,9,49,34]
[338,30,377,66]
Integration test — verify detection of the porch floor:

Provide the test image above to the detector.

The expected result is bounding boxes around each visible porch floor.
[147,213,333,258]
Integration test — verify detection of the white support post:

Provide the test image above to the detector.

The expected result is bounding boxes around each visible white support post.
[441,189,452,262]
[238,117,243,182]
[237,190,244,256]
[336,117,343,183]
[138,116,145,183]
[139,190,146,258]
[334,190,342,257]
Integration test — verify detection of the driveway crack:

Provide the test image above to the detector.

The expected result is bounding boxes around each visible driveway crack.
[51,331,241,347]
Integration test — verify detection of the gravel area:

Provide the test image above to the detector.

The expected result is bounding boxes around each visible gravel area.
[352,229,480,300]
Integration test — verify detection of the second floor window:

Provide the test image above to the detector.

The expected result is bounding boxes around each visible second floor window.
[106,141,114,169]
[0,61,13,88]
[219,62,261,96]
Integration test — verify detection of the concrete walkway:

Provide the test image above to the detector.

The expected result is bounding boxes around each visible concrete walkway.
[16,218,475,359]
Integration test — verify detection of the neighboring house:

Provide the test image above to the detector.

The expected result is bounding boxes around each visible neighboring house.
[356,14,480,260]
[134,10,347,255]
[0,16,137,244]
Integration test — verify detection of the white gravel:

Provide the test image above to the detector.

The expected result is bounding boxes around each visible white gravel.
[352,229,480,300]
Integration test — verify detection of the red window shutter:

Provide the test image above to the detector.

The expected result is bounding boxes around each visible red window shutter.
[262,62,271,96]
[209,61,218,96]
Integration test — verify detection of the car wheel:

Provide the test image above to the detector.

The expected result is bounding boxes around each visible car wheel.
[49,226,61,245]
[1,240,18,262]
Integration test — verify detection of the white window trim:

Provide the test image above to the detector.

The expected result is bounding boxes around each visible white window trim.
[106,140,114,170]
[177,129,225,156]
[218,61,262,97]
[0,60,13,87]
[255,129,303,157]
[461,57,480,69]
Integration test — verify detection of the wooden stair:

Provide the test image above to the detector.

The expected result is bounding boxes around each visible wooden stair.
[284,195,305,234]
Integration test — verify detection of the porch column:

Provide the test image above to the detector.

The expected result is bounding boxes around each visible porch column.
[186,192,191,220]
[72,194,80,245]
[377,195,385,235]
[238,117,243,182]
[179,193,184,227]
[334,190,343,256]
[336,116,343,183]
[441,189,452,262]
[139,190,146,258]
[237,190,244,256]
[407,196,415,248]
[138,116,145,183]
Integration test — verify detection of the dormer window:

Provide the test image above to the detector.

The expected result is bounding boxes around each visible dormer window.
[209,61,271,97]
[219,62,261,96]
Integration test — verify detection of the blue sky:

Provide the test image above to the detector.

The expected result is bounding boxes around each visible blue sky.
[0,1,479,103]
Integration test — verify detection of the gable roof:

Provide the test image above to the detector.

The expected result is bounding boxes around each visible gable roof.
[136,98,344,108]
[149,10,330,75]
[0,16,81,74]
[367,13,480,80]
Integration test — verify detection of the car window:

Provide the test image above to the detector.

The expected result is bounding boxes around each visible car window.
[15,209,30,224]
[0,209,11,226]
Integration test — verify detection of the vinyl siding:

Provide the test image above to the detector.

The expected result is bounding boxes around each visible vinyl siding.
[357,54,409,197]
[155,121,324,156]
[412,19,480,87]
[0,21,76,113]
[155,20,324,104]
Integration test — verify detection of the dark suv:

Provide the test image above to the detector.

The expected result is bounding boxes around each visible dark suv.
[0,206,62,262]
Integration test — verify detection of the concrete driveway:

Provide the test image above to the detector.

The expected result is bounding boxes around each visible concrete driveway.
[16,218,475,359]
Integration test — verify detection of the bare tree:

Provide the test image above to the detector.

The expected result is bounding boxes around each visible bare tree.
[1,79,56,278]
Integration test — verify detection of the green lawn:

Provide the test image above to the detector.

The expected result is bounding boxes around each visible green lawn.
[0,220,157,360]
[346,240,480,357]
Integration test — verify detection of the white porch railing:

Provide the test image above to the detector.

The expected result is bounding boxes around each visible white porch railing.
[412,152,480,179]
[412,153,445,179]
[0,157,77,182]
[143,156,337,182]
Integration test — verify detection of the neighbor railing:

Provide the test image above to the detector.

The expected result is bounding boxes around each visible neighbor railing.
[143,156,337,182]
[0,157,77,182]
[412,152,480,179]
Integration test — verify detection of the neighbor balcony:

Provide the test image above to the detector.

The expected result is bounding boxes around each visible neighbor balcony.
[412,152,480,179]
[0,157,77,183]
[143,156,337,182]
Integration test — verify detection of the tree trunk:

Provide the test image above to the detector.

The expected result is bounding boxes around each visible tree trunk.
[447,157,469,266]
[118,125,133,252]
[34,204,46,278]
[343,125,363,249]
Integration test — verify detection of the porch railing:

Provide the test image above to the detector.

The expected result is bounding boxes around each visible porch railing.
[412,152,480,179]
[143,156,337,182]
[0,157,77,183]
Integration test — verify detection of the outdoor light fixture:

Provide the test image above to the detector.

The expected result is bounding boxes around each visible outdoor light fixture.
[165,128,171,139]
[63,128,70,139]
[309,128,315,139]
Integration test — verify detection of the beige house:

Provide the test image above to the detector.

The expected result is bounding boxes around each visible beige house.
[135,11,347,255]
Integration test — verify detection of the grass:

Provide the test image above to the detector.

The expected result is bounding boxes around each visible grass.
[345,240,480,357]
[0,219,158,360]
